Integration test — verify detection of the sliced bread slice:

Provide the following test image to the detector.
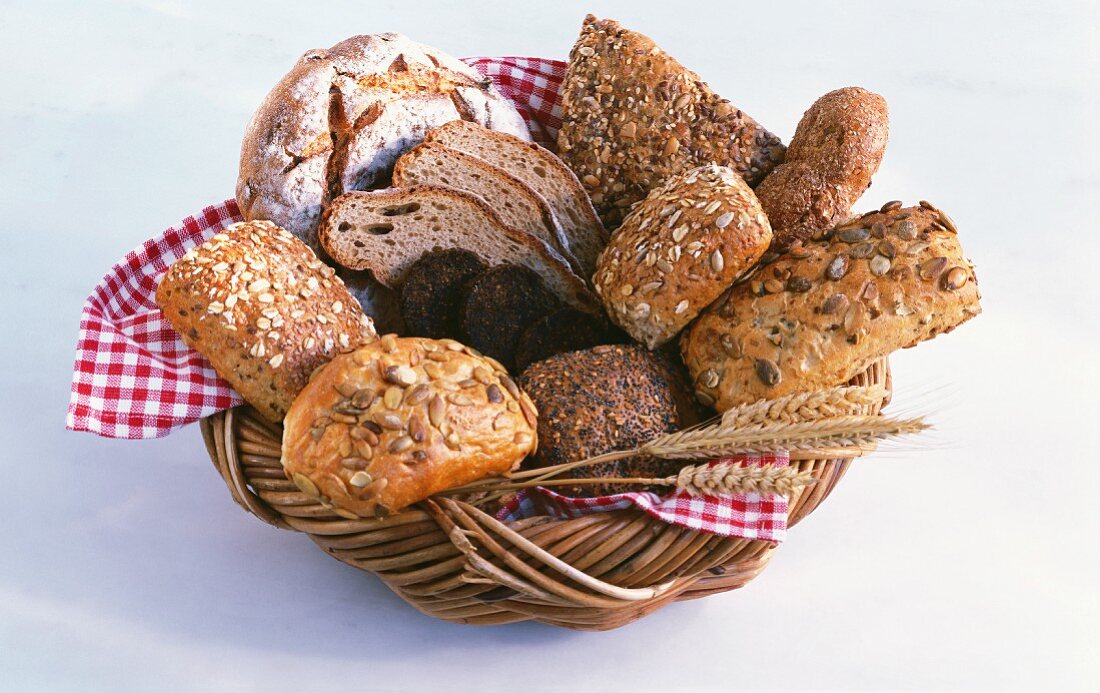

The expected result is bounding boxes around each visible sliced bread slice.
[319,185,598,313]
[391,142,582,274]
[425,120,607,279]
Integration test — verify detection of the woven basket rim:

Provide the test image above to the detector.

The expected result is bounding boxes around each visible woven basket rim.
[201,357,891,629]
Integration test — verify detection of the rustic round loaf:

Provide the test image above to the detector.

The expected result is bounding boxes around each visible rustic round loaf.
[282,335,539,518]
[518,344,690,496]
[236,33,530,251]
[680,203,981,411]
[593,164,772,349]
[754,87,888,249]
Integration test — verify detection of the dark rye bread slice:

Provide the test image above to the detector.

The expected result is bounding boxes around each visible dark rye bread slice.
[319,185,598,313]
[391,142,581,273]
[425,120,607,279]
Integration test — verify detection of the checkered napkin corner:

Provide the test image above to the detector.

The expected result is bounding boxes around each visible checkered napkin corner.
[464,57,566,148]
[66,201,246,439]
[496,454,791,541]
[65,57,566,439]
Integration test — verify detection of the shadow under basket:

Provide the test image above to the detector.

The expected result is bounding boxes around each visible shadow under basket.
[201,358,891,630]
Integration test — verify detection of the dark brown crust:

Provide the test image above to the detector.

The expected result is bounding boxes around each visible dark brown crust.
[514,309,628,373]
[681,203,981,411]
[518,345,689,496]
[460,265,562,371]
[557,15,785,229]
[755,87,889,248]
[156,220,378,421]
[400,249,488,339]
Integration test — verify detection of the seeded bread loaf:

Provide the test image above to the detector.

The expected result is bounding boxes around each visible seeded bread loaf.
[557,15,785,229]
[681,203,981,411]
[425,120,607,277]
[518,345,690,496]
[236,33,530,251]
[319,185,598,312]
[391,142,578,270]
[594,165,772,349]
[755,87,889,249]
[156,220,378,421]
[282,335,539,518]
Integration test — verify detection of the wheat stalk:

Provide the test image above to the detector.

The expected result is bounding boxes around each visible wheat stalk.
[456,461,815,501]
[721,385,886,428]
[674,462,817,497]
[641,415,927,460]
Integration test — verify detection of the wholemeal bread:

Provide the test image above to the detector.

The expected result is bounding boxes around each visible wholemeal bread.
[681,203,981,411]
[459,265,563,371]
[400,249,487,339]
[282,335,539,518]
[518,345,691,496]
[514,309,627,373]
[425,120,607,278]
[594,165,772,349]
[156,220,378,421]
[319,185,598,312]
[755,87,889,249]
[236,33,530,251]
[392,142,578,269]
[557,15,786,229]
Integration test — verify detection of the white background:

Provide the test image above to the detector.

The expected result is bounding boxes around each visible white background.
[2,0,1097,690]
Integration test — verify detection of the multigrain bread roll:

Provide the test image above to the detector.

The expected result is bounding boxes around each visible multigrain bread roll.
[156,220,378,421]
[459,265,563,371]
[236,33,530,250]
[593,165,772,349]
[681,203,981,411]
[400,249,487,339]
[755,87,889,249]
[518,345,691,496]
[282,335,539,518]
[557,15,785,228]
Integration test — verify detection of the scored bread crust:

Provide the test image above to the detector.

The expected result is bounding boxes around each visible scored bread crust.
[557,15,786,229]
[391,142,581,272]
[236,33,530,251]
[755,87,889,249]
[281,336,539,518]
[318,185,599,313]
[594,165,772,349]
[425,120,608,278]
[680,204,981,411]
[156,220,378,422]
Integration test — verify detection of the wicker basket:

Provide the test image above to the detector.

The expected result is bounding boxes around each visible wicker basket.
[201,358,891,630]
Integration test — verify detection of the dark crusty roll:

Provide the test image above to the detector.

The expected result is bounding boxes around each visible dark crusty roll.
[400,249,487,339]
[281,335,539,518]
[460,264,563,371]
[518,344,692,496]
[514,308,627,373]
[681,203,981,411]
[156,220,377,421]
[755,87,889,249]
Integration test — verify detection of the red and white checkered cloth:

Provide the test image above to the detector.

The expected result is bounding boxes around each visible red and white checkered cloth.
[65,55,792,540]
[496,455,791,540]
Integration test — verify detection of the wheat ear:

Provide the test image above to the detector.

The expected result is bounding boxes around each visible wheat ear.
[673,462,817,497]
[721,385,886,428]
[641,415,928,460]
